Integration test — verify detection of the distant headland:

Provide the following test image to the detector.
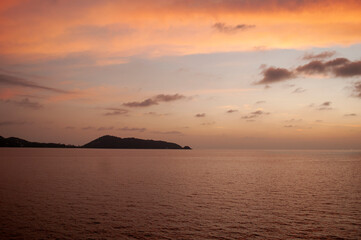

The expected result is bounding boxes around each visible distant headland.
[0,135,191,150]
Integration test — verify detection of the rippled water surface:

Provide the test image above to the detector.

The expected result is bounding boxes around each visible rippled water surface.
[0,149,360,239]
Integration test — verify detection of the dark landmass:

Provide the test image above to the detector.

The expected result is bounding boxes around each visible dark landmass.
[82,135,189,149]
[0,136,76,148]
[0,135,191,149]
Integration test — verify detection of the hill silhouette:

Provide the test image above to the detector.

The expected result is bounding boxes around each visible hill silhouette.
[82,135,185,149]
[0,136,75,148]
[0,135,191,149]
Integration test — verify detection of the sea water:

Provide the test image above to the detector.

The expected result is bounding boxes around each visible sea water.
[0,148,360,239]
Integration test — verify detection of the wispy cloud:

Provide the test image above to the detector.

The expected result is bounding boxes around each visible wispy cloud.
[292,88,306,94]
[153,94,186,102]
[284,125,297,128]
[213,22,255,33]
[123,94,186,107]
[104,108,129,116]
[82,126,95,130]
[352,81,361,98]
[0,121,29,126]
[151,130,183,135]
[97,126,114,131]
[144,111,170,117]
[227,109,238,113]
[201,121,215,126]
[2,98,43,109]
[302,51,336,60]
[0,74,71,94]
[191,88,258,95]
[317,101,333,111]
[242,110,270,119]
[344,113,357,117]
[255,101,266,104]
[124,98,157,107]
[285,118,303,123]
[118,127,146,132]
[68,24,133,42]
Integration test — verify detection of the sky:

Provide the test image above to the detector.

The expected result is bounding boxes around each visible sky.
[0,0,360,149]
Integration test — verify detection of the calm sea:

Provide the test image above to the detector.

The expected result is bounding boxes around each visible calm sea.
[0,148,360,239]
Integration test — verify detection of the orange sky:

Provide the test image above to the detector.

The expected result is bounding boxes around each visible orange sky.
[1,0,360,57]
[0,0,360,148]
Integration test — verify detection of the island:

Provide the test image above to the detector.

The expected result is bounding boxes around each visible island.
[0,135,191,149]
[0,136,76,148]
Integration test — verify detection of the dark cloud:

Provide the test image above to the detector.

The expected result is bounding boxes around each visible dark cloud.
[344,113,357,117]
[123,94,186,108]
[255,101,266,104]
[241,115,256,119]
[2,98,43,109]
[251,110,269,115]
[153,94,185,102]
[296,58,353,75]
[317,101,332,111]
[257,57,361,85]
[213,22,255,33]
[257,67,295,84]
[284,125,296,128]
[334,61,361,77]
[195,113,206,117]
[123,98,158,107]
[325,58,350,67]
[0,74,71,94]
[15,98,42,109]
[0,121,28,126]
[242,110,270,119]
[118,127,146,132]
[302,51,335,60]
[292,88,306,93]
[227,109,238,113]
[65,126,75,130]
[352,81,361,98]
[321,101,331,106]
[296,61,326,74]
[104,108,129,116]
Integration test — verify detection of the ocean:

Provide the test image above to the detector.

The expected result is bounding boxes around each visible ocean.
[0,148,360,239]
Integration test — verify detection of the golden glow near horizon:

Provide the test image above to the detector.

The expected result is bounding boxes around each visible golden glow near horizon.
[0,0,360,148]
